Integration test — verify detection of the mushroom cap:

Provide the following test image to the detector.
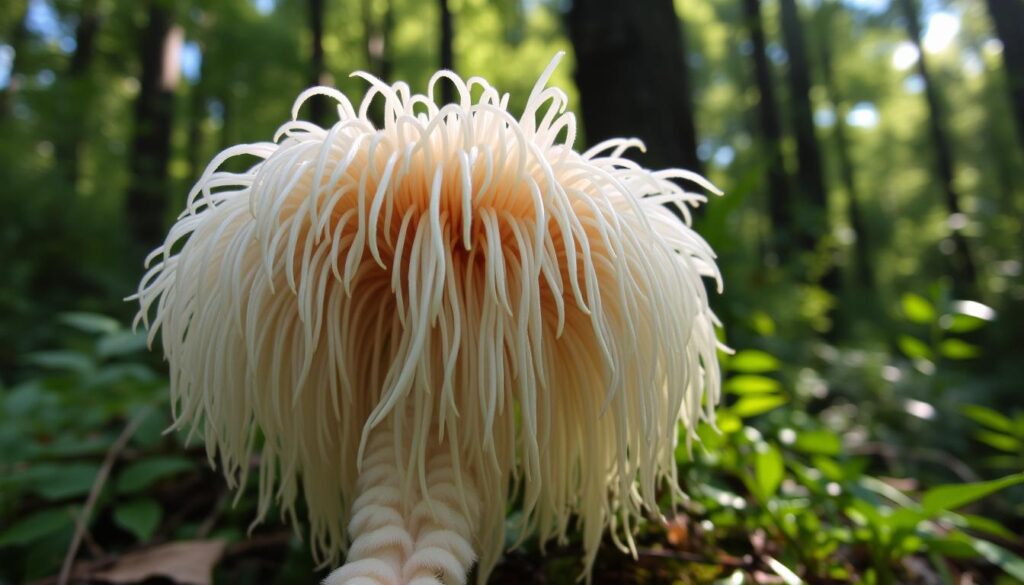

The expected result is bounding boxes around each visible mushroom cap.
[136,54,722,579]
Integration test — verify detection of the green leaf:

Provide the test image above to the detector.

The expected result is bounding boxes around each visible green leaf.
[0,508,75,547]
[793,429,842,456]
[132,411,172,449]
[731,395,786,418]
[31,463,101,501]
[968,537,1024,581]
[954,513,1019,542]
[96,331,148,359]
[725,374,781,395]
[715,412,743,434]
[982,455,1021,470]
[921,473,1024,516]
[924,532,981,559]
[59,312,121,335]
[859,475,918,508]
[940,339,981,360]
[114,499,162,542]
[846,498,886,529]
[23,350,93,373]
[34,435,111,458]
[942,313,987,334]
[728,350,780,373]
[755,444,784,498]
[116,457,195,494]
[963,405,1015,434]
[898,335,933,360]
[812,456,845,482]
[975,431,1021,453]
[750,311,776,336]
[902,293,936,325]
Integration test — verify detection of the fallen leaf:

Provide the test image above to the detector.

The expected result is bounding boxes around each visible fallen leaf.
[665,514,689,548]
[90,540,227,585]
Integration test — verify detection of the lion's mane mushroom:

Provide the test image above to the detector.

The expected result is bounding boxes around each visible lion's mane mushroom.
[135,53,723,585]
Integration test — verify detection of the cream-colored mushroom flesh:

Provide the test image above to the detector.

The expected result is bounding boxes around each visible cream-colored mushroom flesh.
[136,54,723,585]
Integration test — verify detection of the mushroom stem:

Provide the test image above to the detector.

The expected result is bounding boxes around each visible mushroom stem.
[325,419,479,585]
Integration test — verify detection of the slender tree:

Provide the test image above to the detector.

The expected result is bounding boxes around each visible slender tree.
[677,17,704,177]
[740,0,793,258]
[817,4,872,287]
[56,0,100,186]
[126,3,180,251]
[186,41,207,185]
[985,0,1024,147]
[0,1,29,119]
[362,0,393,127]
[779,0,828,250]
[362,0,393,82]
[566,0,703,179]
[897,0,977,289]
[307,0,327,126]
[439,0,454,104]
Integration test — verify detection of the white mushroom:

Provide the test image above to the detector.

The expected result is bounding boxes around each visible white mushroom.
[135,53,723,585]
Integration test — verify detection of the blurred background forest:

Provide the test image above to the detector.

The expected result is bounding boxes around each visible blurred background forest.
[1,0,1023,583]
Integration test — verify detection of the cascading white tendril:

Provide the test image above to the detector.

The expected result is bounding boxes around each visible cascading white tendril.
[135,52,724,584]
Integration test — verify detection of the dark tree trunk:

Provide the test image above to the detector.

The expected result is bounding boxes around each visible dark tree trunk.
[676,17,703,177]
[818,7,872,288]
[439,0,454,104]
[57,0,100,187]
[186,81,206,184]
[567,0,703,177]
[362,0,393,81]
[381,1,393,83]
[1,2,30,119]
[186,40,207,185]
[126,4,179,252]
[986,0,1024,147]
[219,95,233,153]
[307,0,327,126]
[362,0,393,126]
[779,0,827,249]
[897,0,977,290]
[740,0,792,259]
[69,1,100,76]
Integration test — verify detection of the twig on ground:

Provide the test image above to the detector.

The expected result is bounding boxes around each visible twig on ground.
[81,528,105,559]
[57,406,153,585]
[196,489,229,539]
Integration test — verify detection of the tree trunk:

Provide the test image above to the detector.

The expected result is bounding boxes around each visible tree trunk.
[740,0,792,259]
[779,0,827,250]
[1,1,29,120]
[126,4,180,252]
[69,1,100,76]
[818,6,872,288]
[986,0,1024,148]
[57,0,100,187]
[897,0,977,290]
[307,0,328,126]
[186,43,207,185]
[439,0,454,104]
[676,17,703,178]
[362,0,393,126]
[362,0,393,81]
[566,0,703,178]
